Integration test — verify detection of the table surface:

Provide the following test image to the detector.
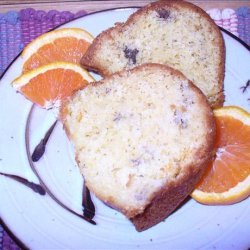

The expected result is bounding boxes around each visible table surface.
[1,0,250,13]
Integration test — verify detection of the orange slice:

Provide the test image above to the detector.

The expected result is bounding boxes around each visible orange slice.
[191,106,250,205]
[12,62,94,108]
[22,28,94,73]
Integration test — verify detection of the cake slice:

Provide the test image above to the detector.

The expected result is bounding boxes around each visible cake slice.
[81,0,225,108]
[60,63,216,231]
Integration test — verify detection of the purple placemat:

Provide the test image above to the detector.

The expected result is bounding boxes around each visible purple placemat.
[0,226,21,250]
[0,7,250,77]
[0,8,87,77]
[0,6,249,250]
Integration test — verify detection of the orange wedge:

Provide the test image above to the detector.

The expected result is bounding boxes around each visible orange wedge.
[191,106,250,205]
[12,62,94,109]
[22,28,94,73]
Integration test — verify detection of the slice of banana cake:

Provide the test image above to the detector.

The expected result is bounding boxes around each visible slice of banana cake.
[81,0,225,108]
[60,63,216,231]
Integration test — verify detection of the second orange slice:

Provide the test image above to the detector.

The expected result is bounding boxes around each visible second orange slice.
[191,106,250,205]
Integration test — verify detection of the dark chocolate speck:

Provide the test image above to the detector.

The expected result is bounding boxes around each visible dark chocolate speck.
[105,88,111,94]
[156,8,170,19]
[113,112,123,122]
[123,46,139,65]
[131,158,141,167]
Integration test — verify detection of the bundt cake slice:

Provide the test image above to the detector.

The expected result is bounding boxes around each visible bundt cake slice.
[60,64,216,231]
[81,0,225,108]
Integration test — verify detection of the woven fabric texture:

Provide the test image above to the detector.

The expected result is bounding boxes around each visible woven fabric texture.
[0,7,249,76]
[0,8,87,76]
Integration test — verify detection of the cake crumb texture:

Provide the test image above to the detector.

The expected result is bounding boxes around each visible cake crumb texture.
[61,63,216,231]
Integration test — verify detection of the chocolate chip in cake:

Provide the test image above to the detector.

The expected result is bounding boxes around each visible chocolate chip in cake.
[123,46,139,64]
[113,112,123,122]
[156,8,170,19]
[173,110,188,129]
[105,87,112,94]
[131,158,141,167]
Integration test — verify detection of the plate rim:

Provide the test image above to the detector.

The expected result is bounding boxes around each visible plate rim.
[0,6,249,249]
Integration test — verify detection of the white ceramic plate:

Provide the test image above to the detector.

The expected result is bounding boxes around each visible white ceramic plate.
[0,8,250,250]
